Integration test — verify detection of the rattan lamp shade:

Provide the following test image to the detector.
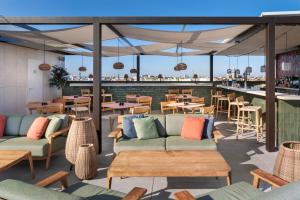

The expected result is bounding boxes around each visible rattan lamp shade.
[75,144,97,180]
[273,141,300,182]
[65,117,99,164]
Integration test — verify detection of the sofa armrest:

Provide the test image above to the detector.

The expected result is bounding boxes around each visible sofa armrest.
[50,127,69,139]
[213,129,223,143]
[251,169,289,188]
[108,128,123,139]
[174,190,196,200]
[35,171,69,189]
[122,187,147,200]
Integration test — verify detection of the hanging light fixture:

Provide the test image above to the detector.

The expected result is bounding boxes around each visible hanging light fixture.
[130,54,137,73]
[174,44,181,71]
[193,74,198,82]
[113,38,124,70]
[176,43,187,70]
[245,54,252,75]
[282,32,292,71]
[227,56,232,74]
[158,74,163,82]
[235,56,240,75]
[39,40,51,71]
[78,55,87,72]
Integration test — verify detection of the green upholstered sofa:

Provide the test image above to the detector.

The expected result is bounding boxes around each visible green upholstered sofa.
[174,180,300,200]
[109,114,222,153]
[0,114,69,169]
[0,171,146,200]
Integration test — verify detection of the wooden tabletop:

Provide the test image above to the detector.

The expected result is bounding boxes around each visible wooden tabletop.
[63,96,88,102]
[101,102,141,110]
[165,94,197,99]
[108,151,231,177]
[26,102,62,110]
[126,95,151,100]
[167,102,205,109]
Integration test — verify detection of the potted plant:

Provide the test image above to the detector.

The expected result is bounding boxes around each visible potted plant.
[49,65,69,89]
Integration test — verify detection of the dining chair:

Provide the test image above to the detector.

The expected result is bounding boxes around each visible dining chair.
[191,97,205,104]
[129,106,150,115]
[52,98,66,111]
[81,88,91,96]
[126,94,138,103]
[38,103,64,114]
[160,101,177,114]
[200,105,215,116]
[71,97,91,117]
[168,89,180,94]
[137,96,152,113]
[182,89,193,95]
[102,101,119,132]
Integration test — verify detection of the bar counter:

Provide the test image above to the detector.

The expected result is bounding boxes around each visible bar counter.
[217,85,300,146]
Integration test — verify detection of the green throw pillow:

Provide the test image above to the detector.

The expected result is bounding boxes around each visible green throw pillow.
[133,117,159,140]
[45,117,62,139]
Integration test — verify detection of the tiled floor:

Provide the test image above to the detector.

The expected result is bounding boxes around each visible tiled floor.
[0,113,278,199]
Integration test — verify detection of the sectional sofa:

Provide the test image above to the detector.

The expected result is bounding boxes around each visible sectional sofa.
[109,114,222,153]
[0,114,69,169]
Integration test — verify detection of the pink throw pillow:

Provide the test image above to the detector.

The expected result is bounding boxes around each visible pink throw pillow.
[27,117,49,140]
[0,115,6,137]
[181,116,205,140]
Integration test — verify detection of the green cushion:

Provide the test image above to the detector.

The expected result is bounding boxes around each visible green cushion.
[133,117,159,140]
[4,115,23,136]
[0,137,49,157]
[47,114,69,129]
[196,182,263,200]
[51,135,66,152]
[19,114,40,136]
[45,117,62,139]
[0,136,15,143]
[166,136,217,151]
[114,137,166,153]
[148,114,166,137]
[0,179,82,200]
[166,114,207,136]
[64,182,125,200]
[252,180,300,200]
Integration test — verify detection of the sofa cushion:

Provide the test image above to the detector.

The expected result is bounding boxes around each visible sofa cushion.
[114,137,166,153]
[0,179,82,200]
[45,117,62,139]
[47,114,69,129]
[4,115,23,136]
[195,182,263,200]
[251,180,300,200]
[19,114,40,136]
[0,137,49,157]
[27,117,49,140]
[133,117,159,140]
[64,182,125,199]
[149,114,166,137]
[166,136,217,151]
[0,115,6,137]
[166,114,208,136]
[181,116,205,140]
[203,117,215,139]
[0,136,15,143]
[122,114,144,138]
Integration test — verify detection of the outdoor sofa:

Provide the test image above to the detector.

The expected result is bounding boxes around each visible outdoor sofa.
[0,114,69,169]
[109,114,222,153]
[0,171,147,200]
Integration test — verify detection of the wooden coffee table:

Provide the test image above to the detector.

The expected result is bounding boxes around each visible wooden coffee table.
[107,151,231,189]
[0,150,35,179]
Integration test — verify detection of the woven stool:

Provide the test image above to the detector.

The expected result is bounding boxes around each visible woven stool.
[75,144,97,180]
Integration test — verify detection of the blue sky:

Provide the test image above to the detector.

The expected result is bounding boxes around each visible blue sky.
[1,0,299,78]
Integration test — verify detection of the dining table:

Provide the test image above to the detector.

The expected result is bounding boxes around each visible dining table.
[165,94,198,101]
[101,102,141,115]
[125,95,151,102]
[63,95,88,102]
[166,102,205,114]
[26,102,62,114]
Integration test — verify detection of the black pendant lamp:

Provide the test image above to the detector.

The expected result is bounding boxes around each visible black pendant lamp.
[39,40,51,71]
[130,55,137,73]
[227,56,232,74]
[176,43,187,70]
[245,54,252,75]
[235,56,240,75]
[113,38,124,70]
[78,55,87,72]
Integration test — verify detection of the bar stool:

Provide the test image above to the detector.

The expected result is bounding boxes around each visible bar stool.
[236,96,263,141]
[216,93,231,117]
[228,95,249,121]
[211,89,224,106]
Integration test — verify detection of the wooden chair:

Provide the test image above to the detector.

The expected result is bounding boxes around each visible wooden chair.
[168,89,180,94]
[166,94,177,101]
[126,94,138,103]
[102,102,119,132]
[71,97,91,117]
[200,105,215,116]
[160,101,177,114]
[137,96,152,113]
[129,106,150,115]
[182,89,193,95]
[81,88,91,96]
[52,98,66,111]
[191,97,205,104]
[38,103,64,114]
[211,89,223,106]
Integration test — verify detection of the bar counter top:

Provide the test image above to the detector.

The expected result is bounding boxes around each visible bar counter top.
[217,85,300,101]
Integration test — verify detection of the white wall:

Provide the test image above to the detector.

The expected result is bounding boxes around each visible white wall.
[0,42,63,115]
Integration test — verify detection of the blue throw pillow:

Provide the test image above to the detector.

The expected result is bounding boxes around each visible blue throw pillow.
[202,117,215,139]
[123,114,144,138]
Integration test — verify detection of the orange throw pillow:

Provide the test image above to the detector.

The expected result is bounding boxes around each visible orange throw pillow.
[0,115,6,137]
[27,117,49,140]
[181,116,205,140]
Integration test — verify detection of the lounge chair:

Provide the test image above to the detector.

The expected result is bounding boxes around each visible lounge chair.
[0,171,146,200]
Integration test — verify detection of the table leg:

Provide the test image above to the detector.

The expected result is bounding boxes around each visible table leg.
[27,152,35,179]
[107,176,112,189]
[227,172,232,185]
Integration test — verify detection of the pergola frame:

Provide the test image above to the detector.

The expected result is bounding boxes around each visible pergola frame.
[2,16,300,152]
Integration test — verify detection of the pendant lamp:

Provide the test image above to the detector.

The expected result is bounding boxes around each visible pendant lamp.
[39,40,51,71]
[130,55,137,73]
[176,43,187,70]
[113,38,124,70]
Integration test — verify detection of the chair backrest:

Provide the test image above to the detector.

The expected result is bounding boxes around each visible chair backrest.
[191,97,205,104]
[201,105,215,116]
[227,93,236,102]
[168,89,180,94]
[236,96,245,109]
[160,101,176,113]
[129,106,150,114]
[166,94,177,101]
[126,95,137,103]
[101,101,115,112]
[137,96,152,104]
[182,89,193,95]
[81,89,90,96]
[74,97,91,108]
